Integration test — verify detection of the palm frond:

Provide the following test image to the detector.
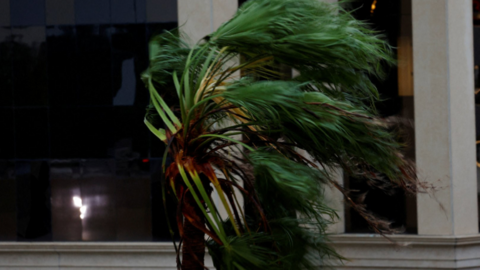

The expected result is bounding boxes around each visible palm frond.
[142,0,422,269]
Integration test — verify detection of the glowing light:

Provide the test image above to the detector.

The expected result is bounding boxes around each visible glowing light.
[73,196,82,208]
[142,159,149,163]
[73,196,87,219]
[79,205,87,220]
[371,0,377,14]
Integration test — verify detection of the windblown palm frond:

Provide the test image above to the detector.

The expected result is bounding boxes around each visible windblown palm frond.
[142,0,421,269]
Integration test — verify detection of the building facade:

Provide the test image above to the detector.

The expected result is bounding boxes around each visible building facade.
[0,0,479,269]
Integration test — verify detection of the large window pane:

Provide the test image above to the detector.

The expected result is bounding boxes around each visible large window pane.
[0,0,178,242]
[344,0,417,234]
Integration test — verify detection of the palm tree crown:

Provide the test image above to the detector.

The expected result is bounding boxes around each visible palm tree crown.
[143,0,420,269]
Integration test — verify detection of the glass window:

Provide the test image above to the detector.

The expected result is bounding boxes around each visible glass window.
[0,0,178,241]
[474,0,480,232]
[344,0,417,234]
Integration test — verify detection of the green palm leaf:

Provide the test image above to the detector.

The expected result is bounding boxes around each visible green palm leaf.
[142,0,421,269]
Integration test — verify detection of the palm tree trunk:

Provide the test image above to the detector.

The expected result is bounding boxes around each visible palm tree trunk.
[182,195,205,270]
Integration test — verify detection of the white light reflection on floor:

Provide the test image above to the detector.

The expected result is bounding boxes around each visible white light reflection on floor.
[73,196,82,208]
[79,205,87,220]
[73,196,87,219]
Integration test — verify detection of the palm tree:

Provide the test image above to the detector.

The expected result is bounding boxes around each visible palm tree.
[142,0,420,269]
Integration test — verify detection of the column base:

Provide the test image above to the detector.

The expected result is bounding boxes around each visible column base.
[2,235,480,269]
[330,234,480,269]
[0,242,213,269]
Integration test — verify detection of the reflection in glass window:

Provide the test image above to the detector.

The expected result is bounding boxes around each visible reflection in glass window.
[0,0,178,242]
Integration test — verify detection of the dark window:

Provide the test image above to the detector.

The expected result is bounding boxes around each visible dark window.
[0,27,13,107]
[10,0,46,27]
[111,0,137,24]
[344,0,417,234]
[74,0,111,25]
[45,0,76,26]
[11,26,48,107]
[0,0,178,241]
[145,0,178,23]
[474,9,480,233]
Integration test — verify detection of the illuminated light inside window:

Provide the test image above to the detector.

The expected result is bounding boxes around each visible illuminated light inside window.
[73,196,87,219]
[371,0,377,14]
[73,196,82,208]
[80,205,87,220]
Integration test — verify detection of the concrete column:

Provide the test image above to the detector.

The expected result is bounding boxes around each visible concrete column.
[294,0,346,234]
[320,0,345,234]
[177,0,345,233]
[177,0,239,222]
[178,0,237,45]
[325,168,345,234]
[413,0,478,235]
